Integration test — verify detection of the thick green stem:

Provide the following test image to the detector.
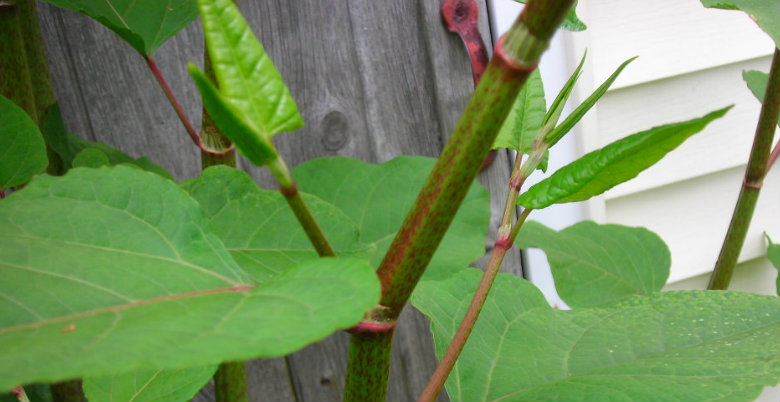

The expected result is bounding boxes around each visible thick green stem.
[201,47,236,170]
[17,0,54,119]
[0,1,37,121]
[214,361,248,402]
[50,380,86,402]
[343,2,572,401]
[200,44,245,402]
[708,47,780,290]
[344,330,394,402]
[375,0,572,318]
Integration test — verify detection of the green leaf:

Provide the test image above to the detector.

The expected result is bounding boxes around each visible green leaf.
[701,0,780,48]
[72,148,111,168]
[0,166,380,390]
[0,95,47,190]
[41,104,172,179]
[742,70,776,126]
[412,268,780,402]
[189,66,278,166]
[743,70,769,102]
[182,166,373,282]
[294,156,491,281]
[40,0,198,55]
[519,106,731,209]
[516,220,670,307]
[545,57,637,146]
[542,52,586,132]
[561,2,587,32]
[84,365,217,402]
[512,0,586,31]
[493,69,546,154]
[766,234,779,296]
[197,0,303,138]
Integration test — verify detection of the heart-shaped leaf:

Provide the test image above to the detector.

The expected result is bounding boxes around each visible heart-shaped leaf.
[294,156,491,281]
[0,95,47,190]
[701,0,780,48]
[182,166,373,282]
[41,0,198,55]
[519,106,731,209]
[83,365,217,402]
[0,166,379,390]
[516,220,670,307]
[412,268,780,402]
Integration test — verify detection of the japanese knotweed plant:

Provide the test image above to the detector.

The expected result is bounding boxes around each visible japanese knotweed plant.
[0,1,778,402]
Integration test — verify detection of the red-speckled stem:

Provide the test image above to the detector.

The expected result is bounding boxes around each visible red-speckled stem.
[343,2,572,401]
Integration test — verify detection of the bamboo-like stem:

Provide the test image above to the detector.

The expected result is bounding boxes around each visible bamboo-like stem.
[419,207,532,402]
[708,47,780,290]
[375,0,572,317]
[343,330,394,402]
[0,2,37,121]
[50,380,86,402]
[343,2,573,401]
[16,0,64,174]
[17,0,54,119]
[214,361,248,402]
[199,41,245,402]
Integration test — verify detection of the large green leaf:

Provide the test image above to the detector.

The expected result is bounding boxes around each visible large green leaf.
[196,0,303,139]
[0,166,380,390]
[493,69,546,154]
[516,220,670,307]
[182,166,373,282]
[412,268,780,402]
[41,0,198,55]
[701,0,780,49]
[41,104,172,179]
[519,107,731,209]
[294,156,491,281]
[0,95,47,190]
[83,365,217,402]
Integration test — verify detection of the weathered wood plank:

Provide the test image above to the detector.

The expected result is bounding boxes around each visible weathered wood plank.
[35,0,523,400]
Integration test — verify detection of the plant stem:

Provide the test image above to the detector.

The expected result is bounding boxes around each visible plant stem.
[199,42,245,402]
[12,386,30,402]
[144,55,212,153]
[0,1,37,121]
[214,361,248,402]
[375,0,572,317]
[50,380,86,402]
[419,207,532,402]
[708,47,780,290]
[768,141,778,173]
[343,2,573,401]
[268,157,337,257]
[343,330,394,402]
